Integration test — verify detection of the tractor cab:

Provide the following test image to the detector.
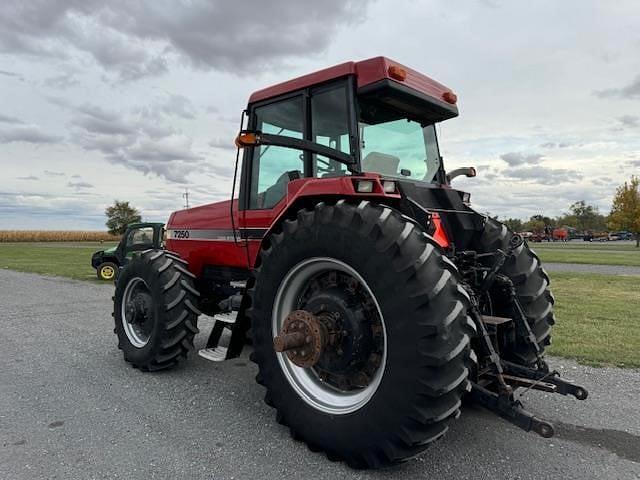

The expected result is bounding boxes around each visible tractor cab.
[236,58,461,201]
[92,222,164,280]
[234,56,479,250]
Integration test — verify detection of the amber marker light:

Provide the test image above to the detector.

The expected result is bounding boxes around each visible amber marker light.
[442,91,458,104]
[235,132,259,148]
[388,65,407,81]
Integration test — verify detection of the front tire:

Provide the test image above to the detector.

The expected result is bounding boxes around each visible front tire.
[113,250,200,371]
[248,201,474,468]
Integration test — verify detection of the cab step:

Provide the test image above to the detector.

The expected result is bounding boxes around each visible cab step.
[481,315,512,326]
[198,346,228,362]
[213,311,237,324]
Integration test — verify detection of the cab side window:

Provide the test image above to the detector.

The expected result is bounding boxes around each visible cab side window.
[249,96,305,209]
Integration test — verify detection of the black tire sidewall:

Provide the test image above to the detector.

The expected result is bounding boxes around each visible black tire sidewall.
[114,258,165,364]
[252,207,466,454]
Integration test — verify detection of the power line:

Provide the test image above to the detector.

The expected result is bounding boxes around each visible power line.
[182,188,190,209]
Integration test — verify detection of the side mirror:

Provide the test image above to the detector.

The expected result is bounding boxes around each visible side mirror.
[447,166,477,184]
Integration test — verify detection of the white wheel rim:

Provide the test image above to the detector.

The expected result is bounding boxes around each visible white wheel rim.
[272,257,387,415]
[121,277,152,348]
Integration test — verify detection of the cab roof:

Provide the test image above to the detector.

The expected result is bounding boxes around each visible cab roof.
[248,56,458,114]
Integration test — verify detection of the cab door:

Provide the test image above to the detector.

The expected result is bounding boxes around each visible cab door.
[239,93,306,267]
[239,80,355,268]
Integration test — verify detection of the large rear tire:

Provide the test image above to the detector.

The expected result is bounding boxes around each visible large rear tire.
[113,250,200,371]
[248,201,475,468]
[475,218,555,366]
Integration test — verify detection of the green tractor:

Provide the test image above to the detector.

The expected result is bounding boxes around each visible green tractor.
[91,223,164,281]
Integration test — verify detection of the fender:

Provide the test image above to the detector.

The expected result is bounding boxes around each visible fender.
[255,173,402,261]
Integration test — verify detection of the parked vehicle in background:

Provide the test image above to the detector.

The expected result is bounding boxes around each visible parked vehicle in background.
[553,227,568,242]
[610,231,633,241]
[584,231,609,242]
[91,223,164,280]
[566,227,582,240]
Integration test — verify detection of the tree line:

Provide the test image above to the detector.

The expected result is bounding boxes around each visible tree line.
[500,176,639,247]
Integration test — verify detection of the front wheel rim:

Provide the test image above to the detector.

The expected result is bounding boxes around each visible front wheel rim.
[272,257,387,415]
[121,277,153,348]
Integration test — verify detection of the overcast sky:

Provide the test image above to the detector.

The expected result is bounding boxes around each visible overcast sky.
[1,0,639,229]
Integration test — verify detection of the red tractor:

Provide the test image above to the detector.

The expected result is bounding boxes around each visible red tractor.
[113,57,587,468]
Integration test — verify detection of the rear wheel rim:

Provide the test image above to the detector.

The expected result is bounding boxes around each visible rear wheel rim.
[272,257,387,415]
[122,277,153,348]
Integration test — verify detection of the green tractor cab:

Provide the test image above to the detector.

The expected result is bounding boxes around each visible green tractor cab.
[91,223,164,281]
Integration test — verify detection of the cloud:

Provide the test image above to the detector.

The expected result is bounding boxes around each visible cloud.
[0,1,372,81]
[159,94,196,119]
[208,137,236,151]
[499,152,544,166]
[539,142,572,149]
[0,124,62,144]
[16,175,39,180]
[617,115,640,128]
[0,113,24,124]
[0,69,24,81]
[67,181,94,189]
[69,102,202,182]
[44,72,80,89]
[502,166,583,185]
[44,170,65,176]
[594,75,640,100]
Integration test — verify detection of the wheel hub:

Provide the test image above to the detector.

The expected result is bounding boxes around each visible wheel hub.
[304,288,373,375]
[273,310,328,368]
[125,293,151,326]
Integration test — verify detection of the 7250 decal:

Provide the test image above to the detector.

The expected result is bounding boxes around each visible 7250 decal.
[172,230,190,239]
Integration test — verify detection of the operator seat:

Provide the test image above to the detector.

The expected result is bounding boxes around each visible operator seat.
[362,152,401,176]
[262,170,301,208]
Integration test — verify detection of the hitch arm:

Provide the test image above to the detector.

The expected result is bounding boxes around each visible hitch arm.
[502,360,589,400]
[469,382,555,438]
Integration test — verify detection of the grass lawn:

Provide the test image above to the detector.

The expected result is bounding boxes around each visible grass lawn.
[0,243,638,368]
[0,242,117,282]
[530,241,638,251]
[530,243,640,266]
[549,272,640,368]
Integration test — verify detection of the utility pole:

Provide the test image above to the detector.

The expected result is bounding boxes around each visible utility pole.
[182,188,190,209]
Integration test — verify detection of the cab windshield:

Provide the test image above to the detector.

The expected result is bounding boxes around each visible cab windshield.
[359,118,441,183]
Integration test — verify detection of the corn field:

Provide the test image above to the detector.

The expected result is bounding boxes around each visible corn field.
[0,231,119,242]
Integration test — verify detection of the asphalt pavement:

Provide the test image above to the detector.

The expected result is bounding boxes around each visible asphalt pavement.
[1,269,639,480]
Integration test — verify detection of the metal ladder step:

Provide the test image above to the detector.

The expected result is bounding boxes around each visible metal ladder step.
[213,311,237,324]
[198,346,228,362]
[481,315,512,326]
